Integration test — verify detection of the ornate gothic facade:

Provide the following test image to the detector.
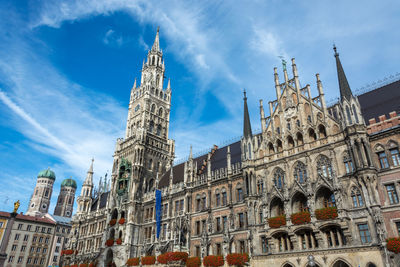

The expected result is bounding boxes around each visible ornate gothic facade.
[65,29,400,267]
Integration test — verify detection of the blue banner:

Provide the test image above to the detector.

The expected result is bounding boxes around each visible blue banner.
[155,189,162,239]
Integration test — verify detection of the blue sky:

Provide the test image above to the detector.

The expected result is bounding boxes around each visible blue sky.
[0,0,399,214]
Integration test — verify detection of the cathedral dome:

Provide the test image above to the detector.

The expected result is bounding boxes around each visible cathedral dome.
[61,178,77,189]
[37,168,56,180]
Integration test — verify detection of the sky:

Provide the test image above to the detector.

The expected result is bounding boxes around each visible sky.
[0,0,399,214]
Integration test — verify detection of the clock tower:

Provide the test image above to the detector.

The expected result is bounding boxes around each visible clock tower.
[107,28,174,259]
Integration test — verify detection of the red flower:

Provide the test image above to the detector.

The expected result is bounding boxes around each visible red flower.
[105,239,114,247]
[127,258,140,266]
[157,253,168,264]
[226,253,249,266]
[203,255,224,267]
[290,211,311,225]
[387,237,400,254]
[168,252,188,262]
[109,219,117,226]
[268,215,286,228]
[315,207,338,220]
[79,264,88,267]
[61,249,75,255]
[116,238,122,245]
[119,218,126,225]
[141,256,156,265]
[186,257,201,267]
[89,263,97,267]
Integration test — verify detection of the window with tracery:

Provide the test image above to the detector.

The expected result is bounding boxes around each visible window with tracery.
[294,161,307,184]
[343,153,354,174]
[351,187,364,207]
[317,155,333,178]
[273,168,285,189]
[257,180,264,194]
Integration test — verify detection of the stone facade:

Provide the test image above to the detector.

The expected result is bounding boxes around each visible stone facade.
[65,30,400,267]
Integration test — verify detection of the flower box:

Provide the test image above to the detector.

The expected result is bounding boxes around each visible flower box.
[105,239,114,247]
[116,238,122,245]
[315,207,338,220]
[168,252,188,263]
[141,256,156,265]
[79,264,88,267]
[71,265,78,267]
[203,255,224,267]
[119,218,126,225]
[226,253,249,266]
[61,249,74,255]
[387,237,400,254]
[268,215,286,228]
[291,211,311,225]
[186,257,201,267]
[127,257,140,266]
[157,253,168,264]
[89,263,96,267]
[109,219,117,226]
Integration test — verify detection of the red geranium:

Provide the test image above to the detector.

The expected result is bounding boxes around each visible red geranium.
[226,253,249,266]
[268,215,286,228]
[141,256,156,265]
[119,218,126,225]
[116,238,122,245]
[186,257,201,267]
[387,237,400,254]
[71,265,78,267]
[105,239,114,247]
[168,252,188,262]
[291,211,311,225]
[109,219,117,226]
[315,207,338,220]
[127,258,140,266]
[157,253,168,264]
[89,263,96,267]
[203,255,224,267]
[79,264,88,267]
[62,249,74,255]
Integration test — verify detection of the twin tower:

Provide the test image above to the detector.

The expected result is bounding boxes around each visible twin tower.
[26,167,77,218]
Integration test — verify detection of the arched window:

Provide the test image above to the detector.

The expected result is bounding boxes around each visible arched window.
[215,189,220,207]
[196,195,201,211]
[236,184,243,202]
[309,128,317,141]
[351,187,364,207]
[294,161,307,183]
[343,152,354,174]
[352,105,359,123]
[318,125,327,138]
[317,155,333,178]
[268,142,274,154]
[273,168,285,189]
[156,74,160,87]
[148,179,154,192]
[156,125,162,136]
[297,132,304,145]
[346,106,352,124]
[221,188,227,206]
[287,136,295,148]
[287,122,291,130]
[296,120,300,127]
[148,159,153,170]
[151,104,156,113]
[277,139,283,152]
[388,141,400,167]
[158,107,163,117]
[257,180,264,194]
[149,121,154,133]
[201,193,207,210]
[248,143,252,159]
[276,127,280,134]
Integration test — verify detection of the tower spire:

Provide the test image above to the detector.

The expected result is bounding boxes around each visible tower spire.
[84,158,94,185]
[152,26,160,52]
[334,45,353,101]
[243,89,252,139]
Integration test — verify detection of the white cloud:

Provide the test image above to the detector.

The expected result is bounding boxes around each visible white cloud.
[249,27,288,61]
[138,35,149,51]
[103,29,124,47]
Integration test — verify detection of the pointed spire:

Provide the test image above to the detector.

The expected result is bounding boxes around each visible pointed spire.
[152,27,160,52]
[189,145,193,160]
[133,78,137,89]
[167,78,171,90]
[84,158,94,185]
[98,176,103,193]
[334,45,353,101]
[243,89,252,139]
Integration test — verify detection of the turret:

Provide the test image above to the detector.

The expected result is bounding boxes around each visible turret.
[54,178,77,217]
[27,168,56,216]
[77,159,94,214]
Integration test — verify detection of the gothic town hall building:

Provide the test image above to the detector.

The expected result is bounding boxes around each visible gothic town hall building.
[64,29,400,267]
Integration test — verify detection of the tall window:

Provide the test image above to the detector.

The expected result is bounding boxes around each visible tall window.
[351,187,364,207]
[257,180,264,194]
[196,195,201,211]
[238,213,244,228]
[201,194,207,210]
[317,156,333,178]
[196,221,200,235]
[343,153,354,174]
[358,224,371,244]
[237,187,243,202]
[352,105,359,123]
[346,106,352,124]
[386,184,399,204]
[294,162,307,184]
[324,194,336,208]
[222,216,228,231]
[378,152,389,168]
[216,217,221,232]
[390,148,400,166]
[273,168,285,189]
[222,189,227,206]
[396,221,400,236]
[261,236,268,253]
[215,191,220,207]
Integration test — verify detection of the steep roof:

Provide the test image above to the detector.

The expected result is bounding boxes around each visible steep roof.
[334,46,354,101]
[358,79,400,122]
[90,191,109,211]
[158,141,241,188]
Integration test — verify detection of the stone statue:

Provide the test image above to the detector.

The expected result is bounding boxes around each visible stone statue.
[13,200,20,213]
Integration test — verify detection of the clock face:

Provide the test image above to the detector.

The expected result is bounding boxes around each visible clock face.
[135,104,140,112]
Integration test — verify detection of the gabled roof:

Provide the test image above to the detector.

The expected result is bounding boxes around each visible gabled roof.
[358,79,400,122]
[158,141,241,188]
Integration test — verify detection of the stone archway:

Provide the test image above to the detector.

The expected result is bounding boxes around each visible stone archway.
[332,259,351,267]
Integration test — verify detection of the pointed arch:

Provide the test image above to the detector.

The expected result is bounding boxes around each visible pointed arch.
[345,105,352,124]
[316,154,333,178]
[352,104,359,123]
[331,258,351,267]
[350,186,364,207]
[158,107,163,117]
[151,104,156,113]
[287,135,295,148]
[291,191,308,213]
[270,196,284,217]
[277,139,283,152]
[268,142,275,154]
[296,132,304,145]
[308,128,317,141]
[318,124,327,138]
[293,161,307,184]
[273,168,285,189]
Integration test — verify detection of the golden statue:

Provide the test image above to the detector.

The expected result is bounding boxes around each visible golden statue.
[13,200,20,213]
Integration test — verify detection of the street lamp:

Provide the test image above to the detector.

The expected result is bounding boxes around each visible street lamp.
[307,255,316,267]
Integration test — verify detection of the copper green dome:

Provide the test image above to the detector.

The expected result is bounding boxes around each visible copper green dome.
[61,178,77,189]
[37,168,56,180]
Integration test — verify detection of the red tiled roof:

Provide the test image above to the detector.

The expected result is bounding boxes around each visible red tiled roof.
[0,211,55,225]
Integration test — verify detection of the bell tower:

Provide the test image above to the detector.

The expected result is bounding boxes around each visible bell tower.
[27,168,56,216]
[109,28,175,259]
